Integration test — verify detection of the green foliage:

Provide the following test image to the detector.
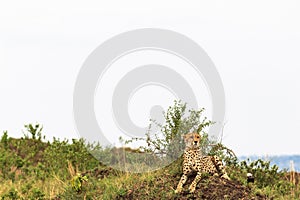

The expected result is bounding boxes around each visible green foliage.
[29,188,45,200]
[239,159,293,197]
[20,182,32,195]
[208,143,238,167]
[1,131,9,149]
[23,123,44,141]
[240,158,280,188]
[43,137,100,178]
[1,188,19,200]
[71,173,88,193]
[127,100,213,160]
[116,188,127,197]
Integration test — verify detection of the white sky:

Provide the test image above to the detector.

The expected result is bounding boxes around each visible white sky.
[0,0,300,156]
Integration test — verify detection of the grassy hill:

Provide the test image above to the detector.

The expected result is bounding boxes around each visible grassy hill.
[0,126,299,199]
[1,102,299,199]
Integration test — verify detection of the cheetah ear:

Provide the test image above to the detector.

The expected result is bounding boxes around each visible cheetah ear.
[182,133,190,141]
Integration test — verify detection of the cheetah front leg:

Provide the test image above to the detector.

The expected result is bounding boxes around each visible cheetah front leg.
[188,171,202,193]
[175,173,188,193]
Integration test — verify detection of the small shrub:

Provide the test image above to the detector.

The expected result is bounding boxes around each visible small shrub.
[23,123,44,141]
[30,188,45,200]
[240,158,280,188]
[1,187,19,200]
[71,173,88,193]
[1,131,9,149]
[126,100,213,163]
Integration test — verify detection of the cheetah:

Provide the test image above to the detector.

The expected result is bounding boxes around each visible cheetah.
[175,132,230,193]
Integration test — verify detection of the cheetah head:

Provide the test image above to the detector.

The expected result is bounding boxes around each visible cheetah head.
[183,132,201,149]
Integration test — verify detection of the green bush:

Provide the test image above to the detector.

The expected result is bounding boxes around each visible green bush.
[30,188,45,200]
[1,187,19,200]
[126,100,213,162]
[71,173,88,193]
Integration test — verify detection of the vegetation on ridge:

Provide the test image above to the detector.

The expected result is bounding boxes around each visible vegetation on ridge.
[0,101,299,199]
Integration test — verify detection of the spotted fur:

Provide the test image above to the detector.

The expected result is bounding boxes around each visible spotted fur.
[175,133,230,193]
